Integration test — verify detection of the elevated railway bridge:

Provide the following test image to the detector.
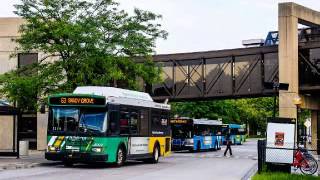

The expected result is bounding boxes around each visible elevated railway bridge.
[150,40,320,101]
[148,3,320,153]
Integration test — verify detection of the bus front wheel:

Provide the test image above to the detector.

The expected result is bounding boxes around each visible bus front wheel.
[63,160,73,167]
[115,146,126,167]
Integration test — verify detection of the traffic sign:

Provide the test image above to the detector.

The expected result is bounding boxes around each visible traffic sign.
[304,119,311,128]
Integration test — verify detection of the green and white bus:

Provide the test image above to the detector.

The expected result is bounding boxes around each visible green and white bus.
[45,86,171,166]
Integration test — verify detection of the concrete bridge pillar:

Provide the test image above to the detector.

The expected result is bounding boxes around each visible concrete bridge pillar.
[278,6,298,118]
[278,3,320,118]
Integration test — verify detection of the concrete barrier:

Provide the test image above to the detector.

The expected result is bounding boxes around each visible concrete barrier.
[19,140,29,156]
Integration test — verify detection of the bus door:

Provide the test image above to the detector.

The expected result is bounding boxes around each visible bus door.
[119,106,150,155]
[128,108,150,155]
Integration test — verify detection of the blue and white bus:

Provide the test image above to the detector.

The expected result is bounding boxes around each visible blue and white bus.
[221,124,246,145]
[170,118,222,152]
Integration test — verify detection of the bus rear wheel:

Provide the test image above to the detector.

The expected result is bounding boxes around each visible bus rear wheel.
[115,146,126,167]
[151,145,160,163]
[197,142,201,152]
[146,145,160,163]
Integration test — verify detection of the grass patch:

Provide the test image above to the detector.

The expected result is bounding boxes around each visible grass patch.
[247,135,265,139]
[252,172,319,180]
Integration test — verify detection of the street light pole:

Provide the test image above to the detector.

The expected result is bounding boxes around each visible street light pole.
[293,96,302,148]
[273,90,277,120]
[272,82,280,120]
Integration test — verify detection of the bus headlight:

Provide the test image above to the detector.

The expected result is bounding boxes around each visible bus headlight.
[48,146,58,152]
[92,147,103,153]
[185,139,194,146]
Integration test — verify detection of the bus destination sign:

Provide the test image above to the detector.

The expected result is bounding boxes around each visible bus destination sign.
[49,96,105,106]
[170,119,190,124]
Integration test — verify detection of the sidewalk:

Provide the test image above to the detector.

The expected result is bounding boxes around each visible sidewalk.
[0,150,50,171]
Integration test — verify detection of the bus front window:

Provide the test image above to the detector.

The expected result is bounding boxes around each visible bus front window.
[50,107,79,131]
[172,125,192,139]
[49,107,107,133]
[79,110,107,133]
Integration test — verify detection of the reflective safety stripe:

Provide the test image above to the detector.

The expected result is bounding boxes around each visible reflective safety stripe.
[60,141,65,148]
[48,136,57,146]
[54,136,65,147]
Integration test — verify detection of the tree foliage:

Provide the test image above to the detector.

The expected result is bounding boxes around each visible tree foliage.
[0,63,63,111]
[171,97,275,134]
[0,0,167,111]
[172,97,313,134]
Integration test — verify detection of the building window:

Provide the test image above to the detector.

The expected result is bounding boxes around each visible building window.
[18,53,38,68]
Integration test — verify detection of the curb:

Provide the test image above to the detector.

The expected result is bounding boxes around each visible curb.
[0,162,41,171]
[241,162,258,180]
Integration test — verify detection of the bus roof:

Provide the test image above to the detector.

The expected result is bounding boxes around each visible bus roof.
[193,119,222,125]
[228,124,242,129]
[71,86,170,110]
[74,86,153,101]
[170,117,222,126]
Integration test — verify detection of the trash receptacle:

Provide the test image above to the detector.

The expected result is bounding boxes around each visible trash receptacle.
[19,140,29,156]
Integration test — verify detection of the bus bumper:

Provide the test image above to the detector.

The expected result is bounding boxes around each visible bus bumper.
[45,152,108,163]
[172,145,193,151]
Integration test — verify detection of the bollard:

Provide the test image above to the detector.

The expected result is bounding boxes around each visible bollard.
[257,139,266,174]
[19,140,29,156]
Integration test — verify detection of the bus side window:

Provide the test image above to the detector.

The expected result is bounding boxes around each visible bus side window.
[151,110,161,128]
[129,109,139,135]
[120,108,130,135]
[150,109,170,136]
[139,109,149,136]
[109,111,119,135]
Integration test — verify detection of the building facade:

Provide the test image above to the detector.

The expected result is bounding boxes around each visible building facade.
[0,17,47,150]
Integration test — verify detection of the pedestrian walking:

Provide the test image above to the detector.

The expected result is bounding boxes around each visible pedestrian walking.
[224,131,232,156]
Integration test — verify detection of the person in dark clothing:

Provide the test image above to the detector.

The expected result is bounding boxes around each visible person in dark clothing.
[224,131,232,156]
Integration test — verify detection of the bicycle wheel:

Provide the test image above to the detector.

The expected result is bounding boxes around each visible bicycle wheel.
[300,156,318,175]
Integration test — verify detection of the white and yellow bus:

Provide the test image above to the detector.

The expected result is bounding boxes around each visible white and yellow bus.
[45,86,171,166]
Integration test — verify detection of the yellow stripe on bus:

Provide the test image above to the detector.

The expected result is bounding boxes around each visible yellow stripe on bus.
[148,137,171,157]
[54,136,65,147]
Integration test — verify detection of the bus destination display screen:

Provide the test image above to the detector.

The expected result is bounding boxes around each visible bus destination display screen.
[49,96,105,106]
[170,119,190,124]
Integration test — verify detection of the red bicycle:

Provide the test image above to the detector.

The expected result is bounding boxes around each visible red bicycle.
[292,147,318,175]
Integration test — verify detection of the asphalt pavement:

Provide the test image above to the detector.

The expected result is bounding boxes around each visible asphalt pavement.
[0,139,258,180]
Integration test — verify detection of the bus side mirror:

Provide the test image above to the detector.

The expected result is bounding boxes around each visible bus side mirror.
[40,104,46,114]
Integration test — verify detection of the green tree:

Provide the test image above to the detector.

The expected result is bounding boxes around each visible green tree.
[14,0,166,90]
[171,97,275,134]
[0,63,63,112]
[0,0,167,111]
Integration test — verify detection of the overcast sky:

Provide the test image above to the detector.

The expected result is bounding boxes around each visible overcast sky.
[1,0,320,54]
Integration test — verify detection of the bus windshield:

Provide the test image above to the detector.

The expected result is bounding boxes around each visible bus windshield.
[172,124,193,138]
[79,110,107,133]
[49,107,107,133]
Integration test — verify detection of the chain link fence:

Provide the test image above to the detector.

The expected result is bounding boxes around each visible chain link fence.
[258,138,319,175]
